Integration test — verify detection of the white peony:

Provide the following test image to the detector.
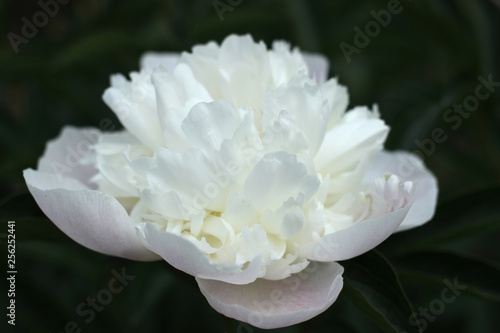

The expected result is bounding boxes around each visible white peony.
[24,34,437,329]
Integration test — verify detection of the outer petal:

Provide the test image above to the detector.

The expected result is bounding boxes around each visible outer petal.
[37,126,100,188]
[196,261,344,329]
[302,52,329,85]
[301,204,411,262]
[23,169,158,261]
[140,52,180,72]
[136,223,262,284]
[363,150,438,231]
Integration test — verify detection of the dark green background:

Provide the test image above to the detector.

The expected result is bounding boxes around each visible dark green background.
[1,0,500,332]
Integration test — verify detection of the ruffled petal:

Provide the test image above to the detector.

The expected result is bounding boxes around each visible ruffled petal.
[102,70,164,149]
[196,261,343,329]
[130,147,228,213]
[363,150,438,231]
[268,40,308,86]
[243,151,320,212]
[23,169,158,261]
[303,207,410,262]
[151,64,213,152]
[136,222,262,284]
[262,75,329,156]
[182,99,245,151]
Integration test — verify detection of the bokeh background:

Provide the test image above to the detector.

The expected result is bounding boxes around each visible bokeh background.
[1,0,500,332]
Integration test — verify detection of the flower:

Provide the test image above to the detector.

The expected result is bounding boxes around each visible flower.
[24,34,438,329]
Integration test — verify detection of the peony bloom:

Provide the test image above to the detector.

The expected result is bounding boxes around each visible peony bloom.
[24,35,437,329]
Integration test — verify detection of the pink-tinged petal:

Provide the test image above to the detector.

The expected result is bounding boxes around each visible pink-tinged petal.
[37,126,100,188]
[139,52,180,72]
[196,261,344,329]
[302,204,411,262]
[23,169,158,261]
[363,151,438,231]
[302,52,329,85]
[136,222,262,284]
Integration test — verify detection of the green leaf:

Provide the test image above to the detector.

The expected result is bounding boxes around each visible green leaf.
[393,250,500,303]
[342,250,421,333]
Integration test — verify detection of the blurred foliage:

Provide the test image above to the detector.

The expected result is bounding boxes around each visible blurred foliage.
[1,0,500,332]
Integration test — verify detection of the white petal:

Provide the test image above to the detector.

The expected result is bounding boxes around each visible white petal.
[91,132,148,197]
[261,197,305,239]
[301,200,412,262]
[140,52,180,71]
[136,222,262,284]
[182,100,245,151]
[263,249,309,280]
[137,188,203,222]
[37,126,100,188]
[222,190,258,233]
[315,107,389,176]
[320,78,349,130]
[363,151,438,231]
[302,52,329,85]
[23,169,158,261]
[243,151,320,212]
[262,110,309,154]
[196,261,344,329]
[180,41,224,100]
[268,41,308,86]
[237,225,285,266]
[102,71,164,149]
[151,64,213,152]
[262,77,329,155]
[131,147,228,213]
[218,35,272,126]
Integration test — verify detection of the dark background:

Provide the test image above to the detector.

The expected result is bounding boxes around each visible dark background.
[1,0,500,332]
